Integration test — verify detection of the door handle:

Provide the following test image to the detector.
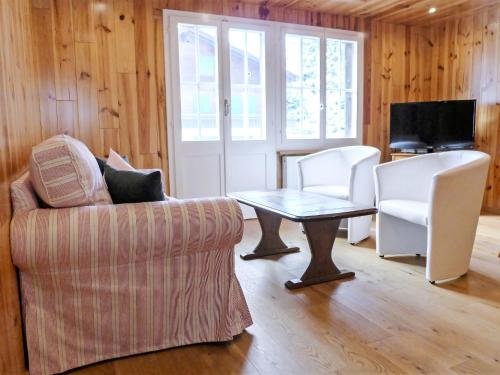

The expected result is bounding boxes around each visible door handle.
[224,99,230,116]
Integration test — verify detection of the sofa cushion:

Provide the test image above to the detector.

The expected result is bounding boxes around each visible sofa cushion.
[30,135,112,208]
[107,148,135,171]
[104,164,164,204]
[379,199,428,226]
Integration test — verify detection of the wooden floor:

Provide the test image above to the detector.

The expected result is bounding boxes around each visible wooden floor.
[70,215,500,375]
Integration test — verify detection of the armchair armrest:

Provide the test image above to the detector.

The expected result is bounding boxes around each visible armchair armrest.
[11,197,243,273]
[374,154,441,204]
[426,155,490,280]
[297,149,343,190]
[429,157,490,231]
[349,151,380,205]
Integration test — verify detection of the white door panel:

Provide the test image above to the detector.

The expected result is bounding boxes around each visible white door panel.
[181,155,222,198]
[167,16,277,219]
[222,22,276,219]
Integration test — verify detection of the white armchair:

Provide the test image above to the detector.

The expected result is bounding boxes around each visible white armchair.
[374,151,490,283]
[297,145,381,243]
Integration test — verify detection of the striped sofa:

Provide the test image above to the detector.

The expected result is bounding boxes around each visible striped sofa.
[10,173,252,375]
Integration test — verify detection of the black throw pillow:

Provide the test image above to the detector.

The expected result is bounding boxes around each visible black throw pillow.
[95,156,107,174]
[104,164,164,204]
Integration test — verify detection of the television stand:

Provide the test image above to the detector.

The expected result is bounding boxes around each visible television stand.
[391,152,418,161]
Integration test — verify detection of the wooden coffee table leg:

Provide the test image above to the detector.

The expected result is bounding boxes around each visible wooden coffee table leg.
[240,209,300,260]
[285,219,354,289]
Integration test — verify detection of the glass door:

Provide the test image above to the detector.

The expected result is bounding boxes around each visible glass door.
[222,22,277,218]
[169,18,225,198]
[169,16,276,208]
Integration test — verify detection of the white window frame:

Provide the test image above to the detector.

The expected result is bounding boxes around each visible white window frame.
[278,23,364,150]
[163,10,364,187]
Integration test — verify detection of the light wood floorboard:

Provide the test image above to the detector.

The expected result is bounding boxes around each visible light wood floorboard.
[69,215,500,375]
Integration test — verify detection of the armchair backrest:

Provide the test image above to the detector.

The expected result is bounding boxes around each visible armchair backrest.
[297,145,380,189]
[430,150,490,209]
[341,145,381,166]
[375,150,490,203]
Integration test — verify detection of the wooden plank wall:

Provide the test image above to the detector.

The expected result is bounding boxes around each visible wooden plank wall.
[30,0,169,185]
[0,0,42,373]
[28,0,370,187]
[366,5,500,210]
[1,0,499,373]
[0,2,368,372]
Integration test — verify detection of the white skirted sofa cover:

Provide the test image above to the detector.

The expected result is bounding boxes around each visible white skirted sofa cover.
[10,135,252,374]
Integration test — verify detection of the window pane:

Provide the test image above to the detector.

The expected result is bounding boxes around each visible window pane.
[180,84,198,114]
[285,35,301,86]
[178,23,220,141]
[199,87,217,114]
[301,88,320,139]
[326,39,340,90]
[326,89,344,138]
[229,30,245,85]
[229,28,266,141]
[285,33,320,139]
[247,88,263,116]
[326,38,357,138]
[198,26,217,83]
[178,24,197,82]
[199,118,219,141]
[286,87,301,122]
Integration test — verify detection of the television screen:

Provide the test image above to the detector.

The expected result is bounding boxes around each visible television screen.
[390,100,476,150]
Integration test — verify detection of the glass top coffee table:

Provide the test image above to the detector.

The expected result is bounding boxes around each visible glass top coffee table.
[228,189,377,289]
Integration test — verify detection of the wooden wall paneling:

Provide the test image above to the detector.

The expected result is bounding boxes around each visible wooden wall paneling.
[480,8,500,208]
[53,0,78,101]
[445,20,458,98]
[421,26,434,101]
[117,73,140,161]
[94,0,120,130]
[0,0,42,373]
[154,9,170,184]
[134,0,160,156]
[455,16,473,99]
[31,3,58,139]
[56,100,78,136]
[379,23,393,160]
[72,0,95,43]
[436,21,448,99]
[429,25,440,100]
[75,42,101,154]
[470,9,489,202]
[407,27,420,102]
[101,128,121,153]
[114,0,136,74]
[361,17,372,144]
[365,20,382,150]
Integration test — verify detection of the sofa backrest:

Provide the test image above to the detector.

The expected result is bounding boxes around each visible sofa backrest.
[11,172,40,212]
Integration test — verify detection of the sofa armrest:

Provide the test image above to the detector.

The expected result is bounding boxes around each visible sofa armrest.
[10,197,243,273]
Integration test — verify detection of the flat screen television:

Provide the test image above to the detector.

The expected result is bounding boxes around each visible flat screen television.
[389,99,476,151]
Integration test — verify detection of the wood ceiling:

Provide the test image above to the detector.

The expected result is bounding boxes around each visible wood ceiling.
[240,0,500,25]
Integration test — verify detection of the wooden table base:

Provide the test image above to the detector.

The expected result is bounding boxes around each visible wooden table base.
[240,208,300,260]
[241,209,354,288]
[285,219,354,289]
